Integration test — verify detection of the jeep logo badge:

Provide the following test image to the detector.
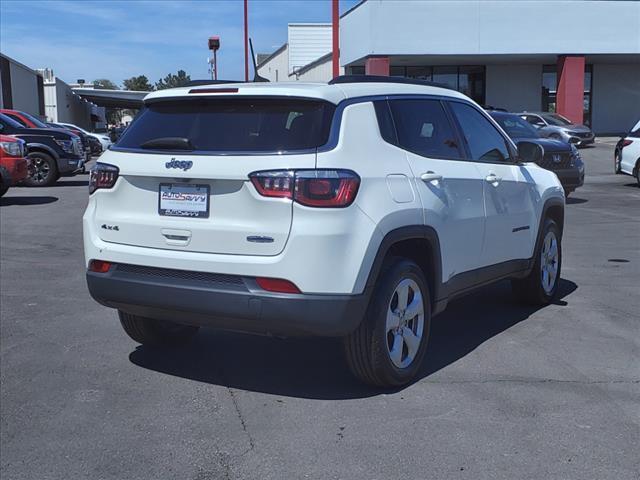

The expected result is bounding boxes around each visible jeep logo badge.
[552,154,561,164]
[165,158,193,171]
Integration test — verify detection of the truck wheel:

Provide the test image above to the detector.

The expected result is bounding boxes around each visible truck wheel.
[512,219,562,305]
[118,310,199,347]
[24,152,58,187]
[344,258,431,387]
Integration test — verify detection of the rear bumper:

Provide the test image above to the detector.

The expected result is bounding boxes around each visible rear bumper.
[571,135,595,147]
[554,167,584,190]
[86,263,369,337]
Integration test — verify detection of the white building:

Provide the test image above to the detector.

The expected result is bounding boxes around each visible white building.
[40,68,105,130]
[257,0,640,134]
[257,24,343,82]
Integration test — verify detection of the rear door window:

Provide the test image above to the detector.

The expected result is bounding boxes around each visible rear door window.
[449,102,512,163]
[116,98,335,152]
[386,99,463,159]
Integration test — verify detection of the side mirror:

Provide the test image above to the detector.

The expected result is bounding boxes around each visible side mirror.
[517,141,544,164]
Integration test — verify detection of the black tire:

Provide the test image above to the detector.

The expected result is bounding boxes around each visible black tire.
[512,219,562,305]
[118,310,199,347]
[614,149,622,174]
[344,257,431,387]
[0,185,8,197]
[24,152,58,187]
[635,161,640,187]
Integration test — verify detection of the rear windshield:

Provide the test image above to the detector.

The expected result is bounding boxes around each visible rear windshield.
[116,98,336,152]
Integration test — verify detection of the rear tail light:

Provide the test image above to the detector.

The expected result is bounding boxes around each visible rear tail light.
[249,169,360,208]
[622,139,633,148]
[89,162,119,194]
[255,277,301,294]
[88,260,112,273]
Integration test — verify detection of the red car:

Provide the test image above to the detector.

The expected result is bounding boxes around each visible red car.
[0,135,29,196]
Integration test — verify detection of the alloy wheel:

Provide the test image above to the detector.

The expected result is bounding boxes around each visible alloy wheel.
[540,231,559,294]
[385,278,425,369]
[29,157,51,184]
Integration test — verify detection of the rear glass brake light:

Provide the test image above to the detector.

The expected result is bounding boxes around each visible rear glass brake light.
[188,88,239,94]
[249,170,360,208]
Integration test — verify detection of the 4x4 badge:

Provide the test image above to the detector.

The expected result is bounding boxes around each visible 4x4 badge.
[165,158,193,171]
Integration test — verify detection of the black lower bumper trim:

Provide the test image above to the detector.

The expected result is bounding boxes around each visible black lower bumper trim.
[554,168,585,189]
[86,266,369,337]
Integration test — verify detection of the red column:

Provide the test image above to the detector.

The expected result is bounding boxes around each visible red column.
[332,0,339,78]
[244,0,249,82]
[556,55,584,124]
[365,57,389,76]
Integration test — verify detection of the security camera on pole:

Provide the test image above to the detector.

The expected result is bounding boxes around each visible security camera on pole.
[207,36,220,80]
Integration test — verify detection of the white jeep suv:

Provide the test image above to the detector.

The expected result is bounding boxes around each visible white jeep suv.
[84,76,565,387]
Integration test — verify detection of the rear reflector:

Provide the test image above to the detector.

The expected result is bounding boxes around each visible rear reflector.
[89,260,112,273]
[255,277,301,294]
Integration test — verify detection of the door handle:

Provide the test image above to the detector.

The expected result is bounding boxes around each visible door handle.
[421,172,443,183]
[485,173,502,185]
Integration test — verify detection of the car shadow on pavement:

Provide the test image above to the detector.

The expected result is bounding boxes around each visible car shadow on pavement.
[566,197,588,205]
[51,180,89,187]
[129,278,577,400]
[0,196,58,206]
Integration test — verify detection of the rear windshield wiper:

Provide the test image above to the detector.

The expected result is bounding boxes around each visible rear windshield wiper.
[140,137,194,150]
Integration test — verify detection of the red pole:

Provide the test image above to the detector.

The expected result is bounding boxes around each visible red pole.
[244,0,249,82]
[332,0,339,78]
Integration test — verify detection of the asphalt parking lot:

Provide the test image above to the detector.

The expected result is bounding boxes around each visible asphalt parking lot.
[1,141,639,480]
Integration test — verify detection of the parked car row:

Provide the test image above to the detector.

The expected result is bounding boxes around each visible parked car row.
[0,108,112,192]
[519,111,596,147]
[614,119,640,186]
[486,109,585,196]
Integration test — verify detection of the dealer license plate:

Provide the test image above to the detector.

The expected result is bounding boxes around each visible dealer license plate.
[158,183,210,218]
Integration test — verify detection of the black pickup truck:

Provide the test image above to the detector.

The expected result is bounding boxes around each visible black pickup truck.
[0,113,85,186]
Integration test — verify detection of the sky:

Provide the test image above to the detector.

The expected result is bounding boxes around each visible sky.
[0,0,360,87]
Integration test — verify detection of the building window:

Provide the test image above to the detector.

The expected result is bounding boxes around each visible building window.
[387,65,486,105]
[346,64,486,105]
[542,64,593,126]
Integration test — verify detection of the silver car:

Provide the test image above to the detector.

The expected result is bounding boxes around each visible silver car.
[519,112,595,147]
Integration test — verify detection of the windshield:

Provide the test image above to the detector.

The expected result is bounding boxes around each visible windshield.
[117,98,336,152]
[19,111,49,128]
[541,113,572,126]
[492,114,540,139]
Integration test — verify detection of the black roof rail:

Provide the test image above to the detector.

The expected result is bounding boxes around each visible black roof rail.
[328,74,453,90]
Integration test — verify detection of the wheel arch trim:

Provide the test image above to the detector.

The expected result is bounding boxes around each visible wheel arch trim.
[357,225,443,311]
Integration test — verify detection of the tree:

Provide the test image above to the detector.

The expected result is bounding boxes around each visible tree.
[123,75,153,91]
[155,70,191,90]
[92,78,119,90]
